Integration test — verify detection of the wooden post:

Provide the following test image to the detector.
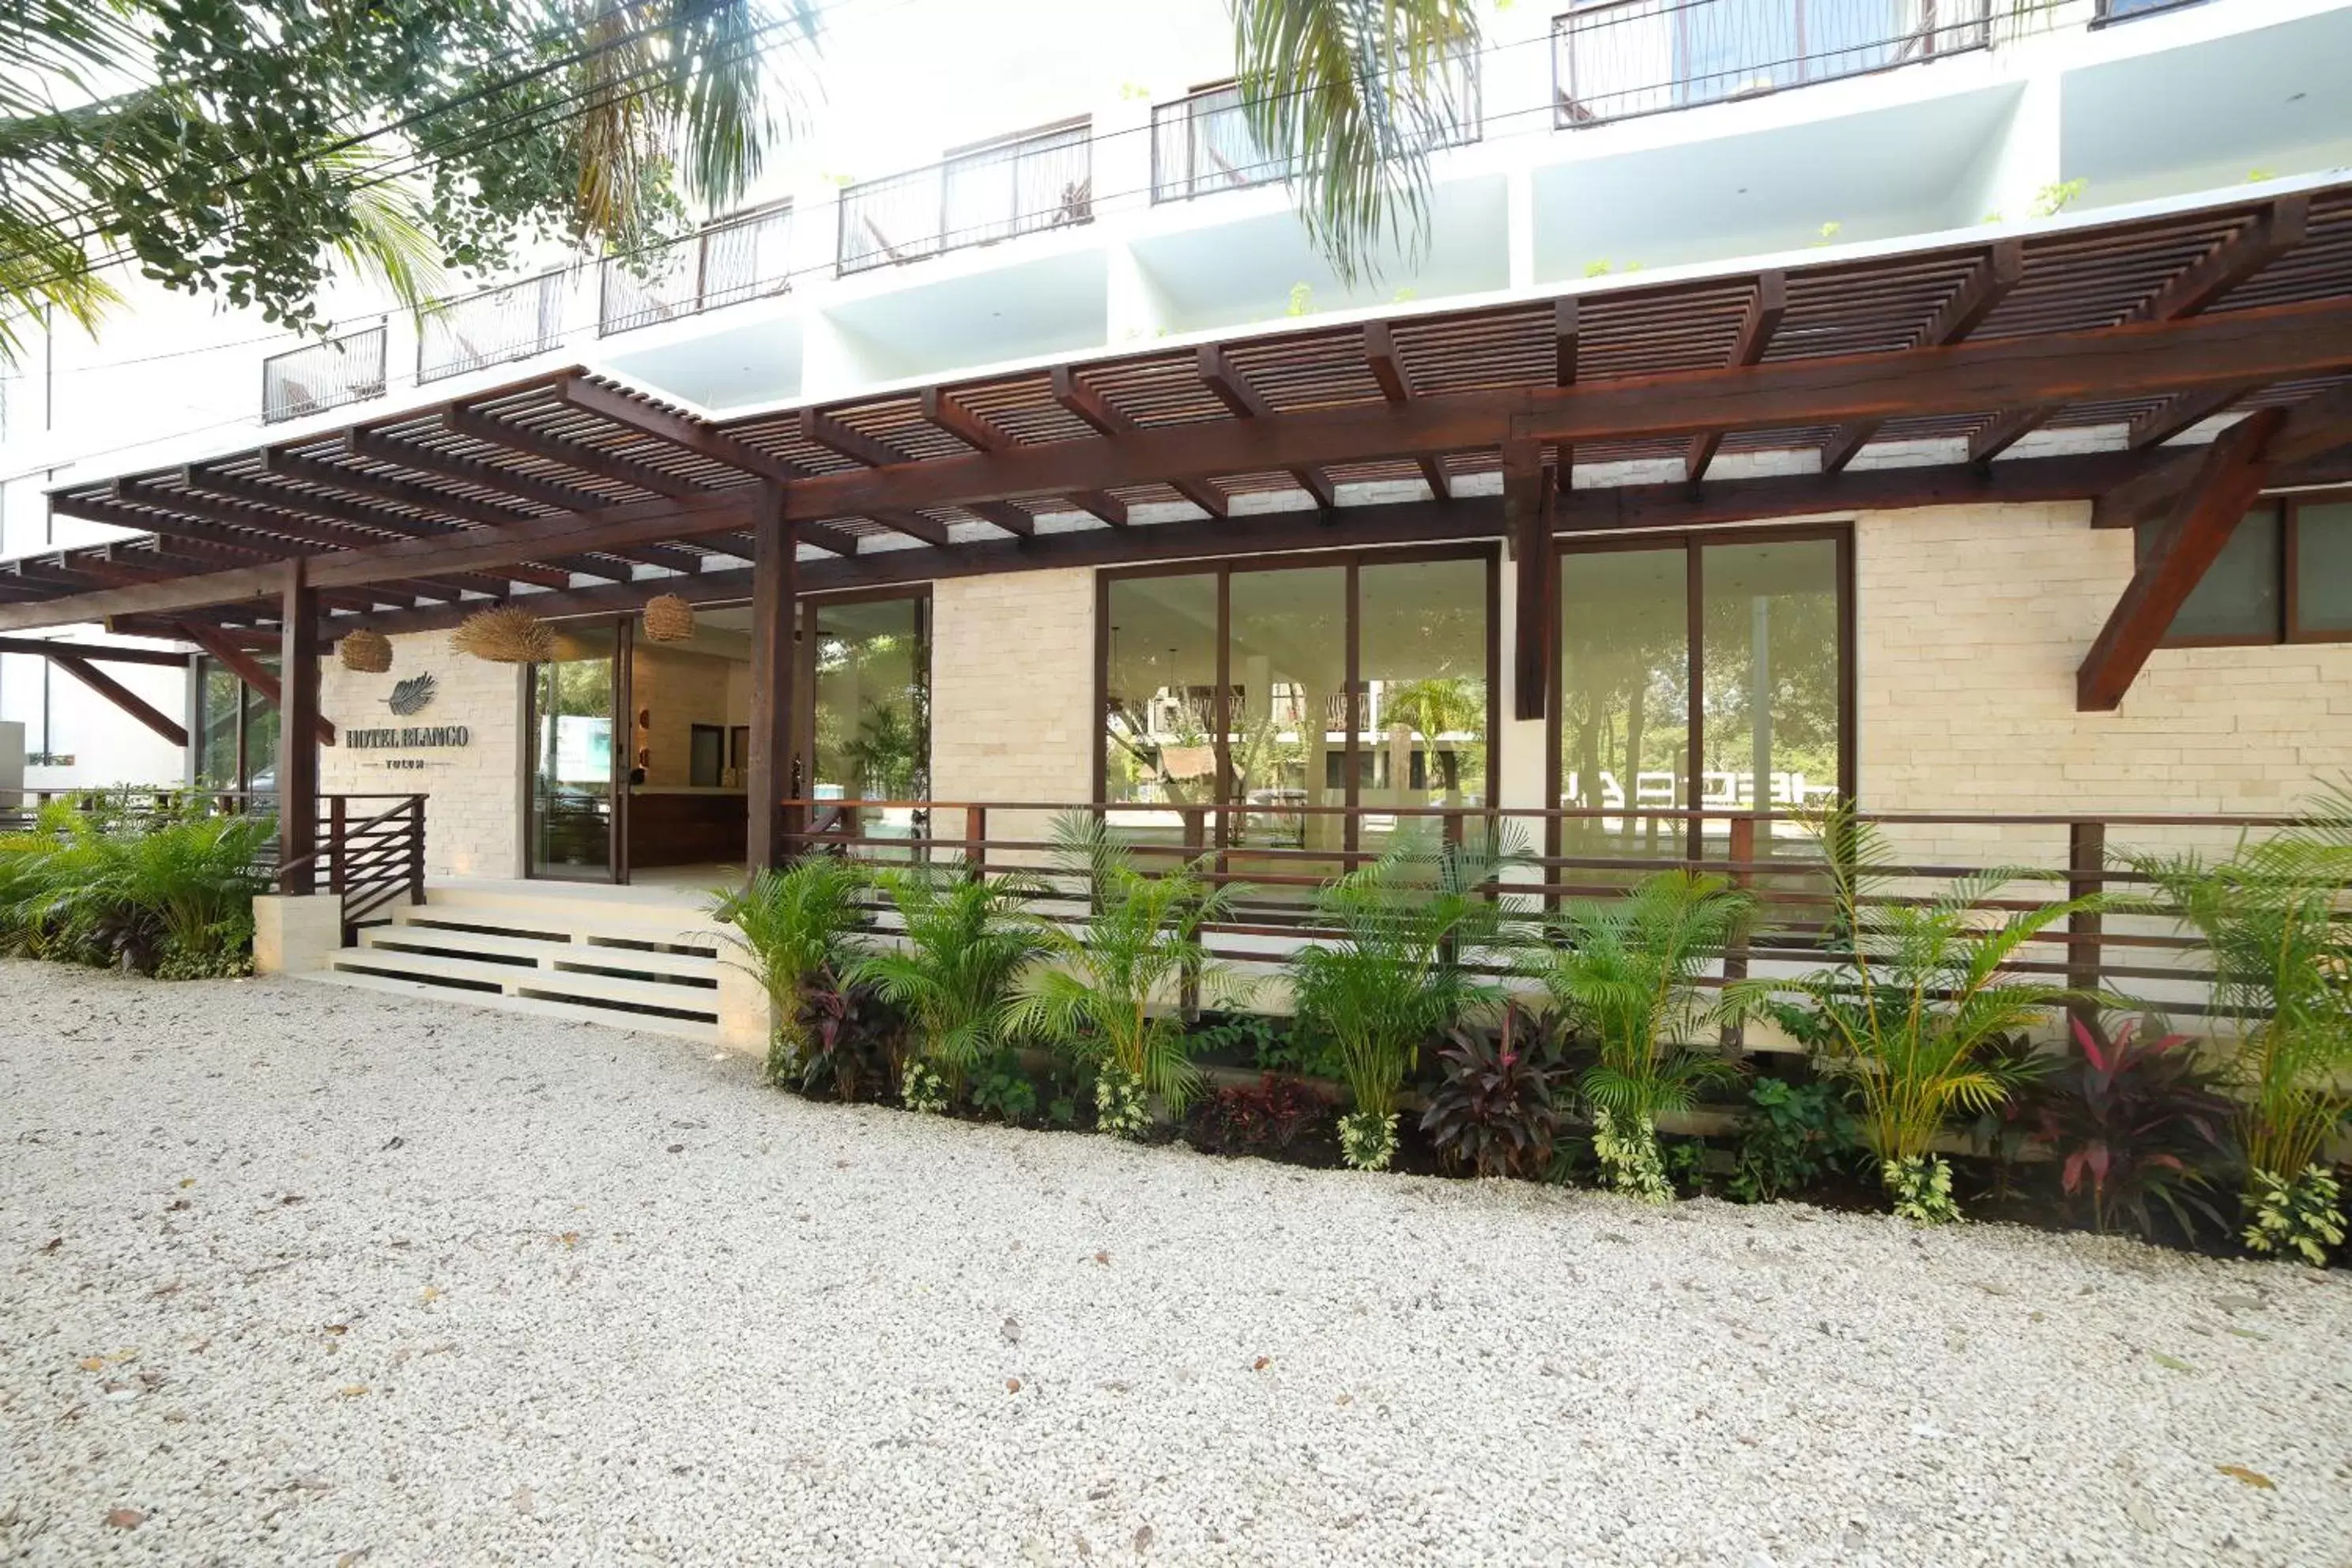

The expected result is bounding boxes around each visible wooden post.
[407,795,427,905]
[744,482,797,874]
[1180,806,1205,1020]
[1505,441,1551,722]
[1720,814,1756,1050]
[277,557,320,895]
[964,805,987,883]
[328,794,349,897]
[2067,820,2107,1039]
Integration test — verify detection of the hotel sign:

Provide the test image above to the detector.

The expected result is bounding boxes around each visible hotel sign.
[349,724,470,749]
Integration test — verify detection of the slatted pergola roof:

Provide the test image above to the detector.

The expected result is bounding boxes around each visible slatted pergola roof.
[6,177,2352,654]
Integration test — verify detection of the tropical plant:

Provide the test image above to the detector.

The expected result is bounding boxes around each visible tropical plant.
[970,1050,1039,1125]
[1287,824,1522,1170]
[1192,1011,1346,1080]
[788,977,902,1105]
[1233,0,1480,285]
[1190,1074,1329,1159]
[849,868,1049,1092]
[1724,801,2102,1222]
[1,0,817,360]
[1419,1005,1567,1179]
[2031,1017,2236,1241]
[1727,1076,1859,1205]
[1002,812,1246,1126]
[0,804,273,977]
[2242,1166,2345,1266]
[709,855,868,1081]
[2132,792,2352,1242]
[1528,869,1752,1201]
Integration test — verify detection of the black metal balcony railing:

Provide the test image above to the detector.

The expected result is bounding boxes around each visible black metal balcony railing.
[416,271,567,384]
[598,204,794,337]
[838,122,1094,276]
[1151,55,1483,204]
[260,323,388,424]
[1552,0,1992,127]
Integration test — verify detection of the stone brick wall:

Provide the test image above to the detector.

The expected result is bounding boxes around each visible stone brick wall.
[1855,502,2352,867]
[929,567,1096,859]
[318,630,524,879]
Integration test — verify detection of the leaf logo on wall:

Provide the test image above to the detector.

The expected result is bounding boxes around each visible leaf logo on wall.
[385,674,438,717]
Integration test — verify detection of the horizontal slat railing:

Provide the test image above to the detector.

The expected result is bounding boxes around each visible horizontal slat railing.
[776,799,2326,1025]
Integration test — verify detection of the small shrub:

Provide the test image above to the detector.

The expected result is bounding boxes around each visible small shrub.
[1193,1012,1345,1081]
[2032,1017,2236,1241]
[1884,1155,1959,1224]
[1728,1078,1858,1204]
[1190,1074,1329,1158]
[1591,1107,1672,1202]
[1094,1069,1151,1139]
[1337,1110,1399,1173]
[2243,1165,2345,1266]
[710,857,868,1058]
[1419,1007,1566,1179]
[786,976,903,1102]
[901,1061,951,1114]
[1660,1137,1709,1198]
[971,1051,1039,1125]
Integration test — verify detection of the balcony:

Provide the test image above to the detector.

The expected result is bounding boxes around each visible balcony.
[1551,0,1992,128]
[598,203,793,337]
[417,271,566,385]
[1150,55,1483,205]
[260,323,387,424]
[836,120,1093,277]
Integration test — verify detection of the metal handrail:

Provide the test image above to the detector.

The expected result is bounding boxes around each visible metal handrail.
[598,203,794,337]
[838,122,1094,275]
[260,323,388,424]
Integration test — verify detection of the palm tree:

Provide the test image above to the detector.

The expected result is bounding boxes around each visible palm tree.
[708,855,869,1083]
[848,867,1050,1103]
[1289,823,1523,1170]
[1234,0,1482,286]
[1528,870,1753,1201]
[1003,812,1249,1132]
[1724,802,2102,1222]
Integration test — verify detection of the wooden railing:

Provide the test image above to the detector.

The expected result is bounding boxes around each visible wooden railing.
[2,788,427,943]
[778,798,2323,1023]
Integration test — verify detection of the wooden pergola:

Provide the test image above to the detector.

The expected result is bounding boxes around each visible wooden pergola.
[6,180,2352,873]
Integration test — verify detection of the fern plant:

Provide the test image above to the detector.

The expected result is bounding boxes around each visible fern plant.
[1528,869,1752,1200]
[849,868,1050,1097]
[1288,824,1523,1170]
[1001,812,1246,1127]
[709,856,869,1082]
[1724,802,2101,1221]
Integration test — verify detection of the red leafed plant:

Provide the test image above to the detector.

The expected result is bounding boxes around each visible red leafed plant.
[1419,1004,1569,1180]
[1190,1074,1329,1158]
[2033,1016,2237,1241]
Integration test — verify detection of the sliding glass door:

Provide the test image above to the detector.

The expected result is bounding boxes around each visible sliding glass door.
[527,622,622,881]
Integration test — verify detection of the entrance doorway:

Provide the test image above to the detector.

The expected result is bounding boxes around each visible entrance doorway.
[526,621,623,881]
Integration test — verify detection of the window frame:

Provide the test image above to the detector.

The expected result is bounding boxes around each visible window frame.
[1093,542,1502,854]
[2150,490,2352,649]
[1544,521,1857,830]
[797,583,933,804]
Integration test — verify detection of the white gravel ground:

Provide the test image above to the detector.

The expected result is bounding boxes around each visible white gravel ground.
[2,961,2347,1567]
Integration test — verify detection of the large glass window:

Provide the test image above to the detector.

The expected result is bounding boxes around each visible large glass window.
[1557,531,1846,867]
[528,624,618,881]
[2135,497,2352,646]
[190,655,278,793]
[1099,549,1497,869]
[808,594,929,841]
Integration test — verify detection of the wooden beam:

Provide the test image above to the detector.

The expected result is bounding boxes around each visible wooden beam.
[1197,345,1336,509]
[177,622,336,744]
[1687,271,1786,482]
[1824,240,2022,471]
[799,409,955,547]
[1506,440,1550,722]
[2128,384,2250,451]
[0,635,189,669]
[1050,365,1228,518]
[963,500,1035,537]
[865,508,953,547]
[552,373,801,487]
[744,484,796,872]
[277,559,322,891]
[1364,322,1449,500]
[445,406,705,499]
[2077,408,2282,711]
[348,428,608,514]
[1977,205,2305,467]
[48,653,187,747]
[921,386,1124,528]
[179,469,572,592]
[1554,296,1581,492]
[2098,383,2352,526]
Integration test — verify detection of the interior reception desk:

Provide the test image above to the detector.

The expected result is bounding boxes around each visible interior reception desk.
[626,786,748,869]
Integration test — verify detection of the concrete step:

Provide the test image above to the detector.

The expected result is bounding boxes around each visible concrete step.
[362,922,722,981]
[392,899,726,958]
[326,945,720,1023]
[301,968,720,1046]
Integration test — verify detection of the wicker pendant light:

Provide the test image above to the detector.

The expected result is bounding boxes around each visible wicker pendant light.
[642,593,695,643]
[451,604,556,664]
[338,628,393,673]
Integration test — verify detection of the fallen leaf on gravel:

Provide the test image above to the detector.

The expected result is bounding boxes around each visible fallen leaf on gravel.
[383,1136,404,1151]
[2214,1294,2263,1313]
[280,1195,306,1206]
[324,1325,347,1336]
[1252,1356,1271,1371]
[334,1549,372,1567]
[1336,1393,1352,1406]
[339,1385,368,1399]
[511,1485,536,1515]
[1005,1378,1022,1393]
[178,1178,194,1189]
[420,1286,440,1304]
[78,1356,103,1371]
[2216,1465,2275,1490]
[1093,1250,1110,1265]
[40,1237,62,1253]
[559,1232,579,1249]
[104,1509,144,1528]
[1133,1525,1153,1552]
[2226,1326,2270,1341]
[666,1143,685,1154]
[2152,1352,2199,1374]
